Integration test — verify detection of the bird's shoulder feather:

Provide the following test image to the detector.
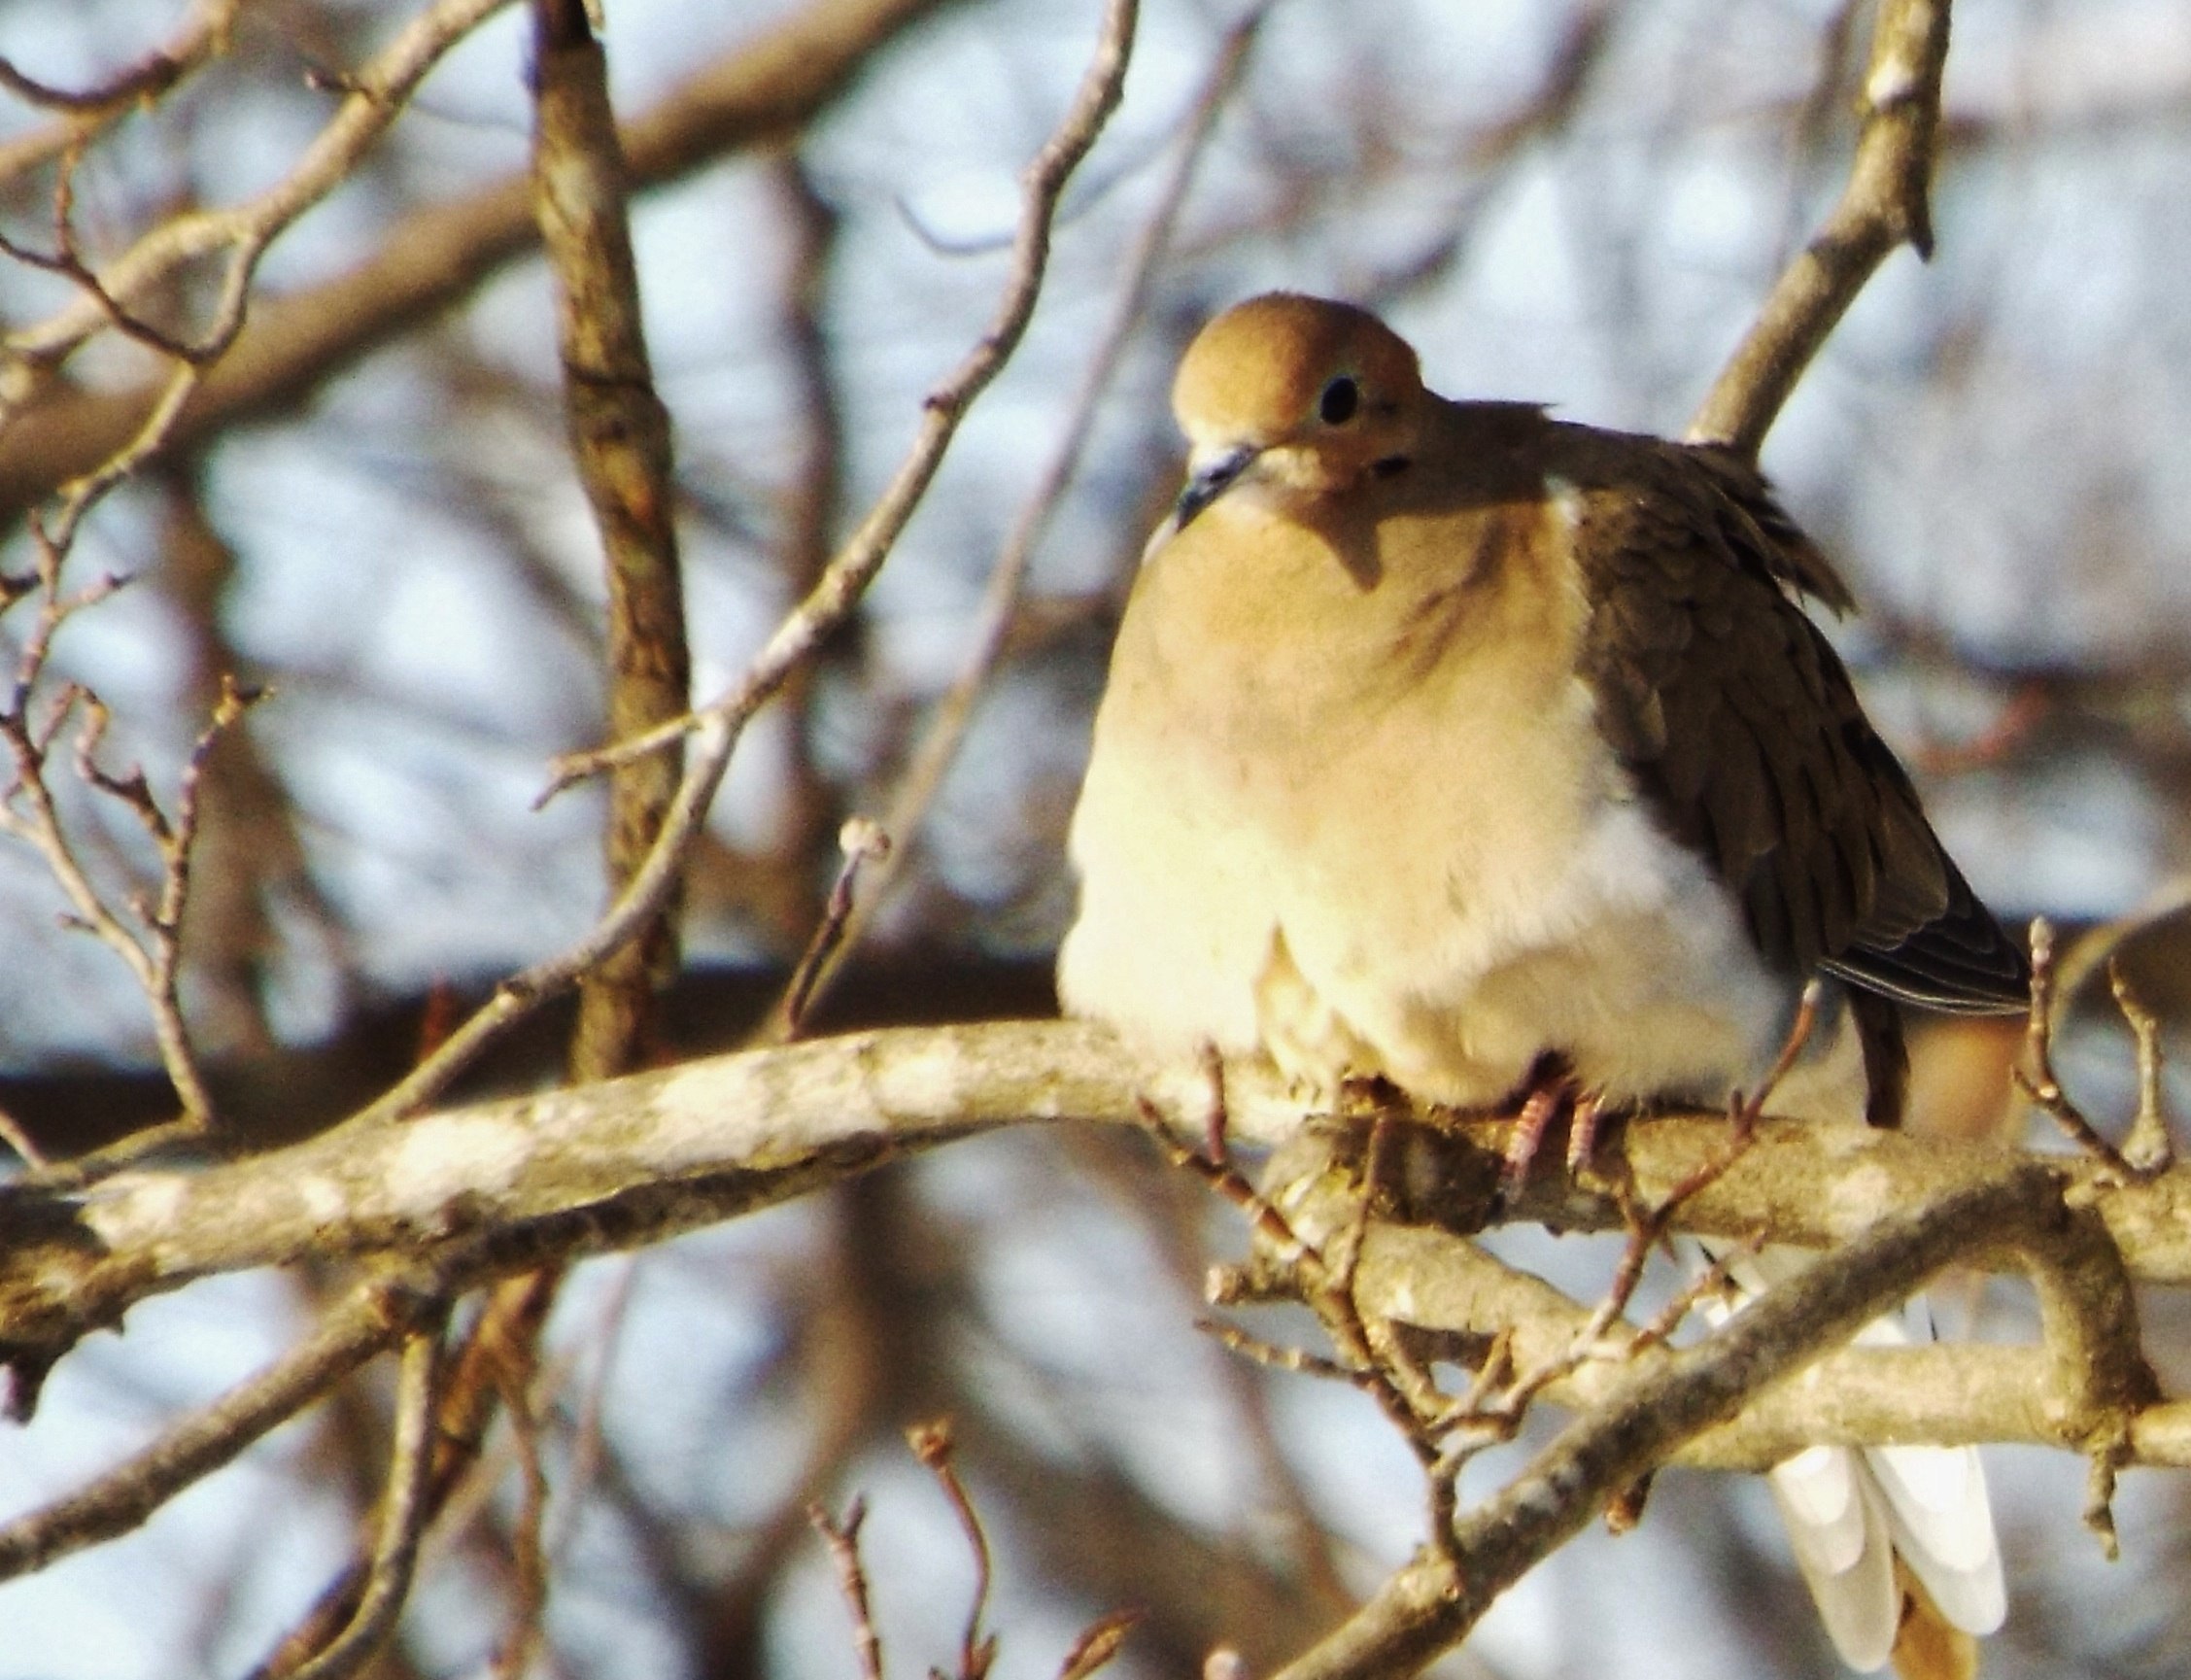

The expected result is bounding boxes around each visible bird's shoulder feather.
[1535,424,2028,1013]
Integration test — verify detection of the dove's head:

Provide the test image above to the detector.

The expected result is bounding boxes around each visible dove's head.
[1167,293,1424,528]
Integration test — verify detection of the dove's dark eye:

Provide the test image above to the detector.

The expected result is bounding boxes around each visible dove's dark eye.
[1318,376,1359,426]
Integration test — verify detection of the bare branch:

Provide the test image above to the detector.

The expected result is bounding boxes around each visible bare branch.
[2112,960,2177,1173]
[2018,917,2155,1179]
[0,1016,2178,1615]
[0,0,240,184]
[1687,0,1953,455]
[531,0,692,1084]
[323,0,1137,1133]
[908,1419,999,1680]
[0,1276,427,1579]
[1057,1609,1142,1680]
[787,0,1272,1016]
[811,1497,886,1680]
[543,0,1140,797]
[0,558,256,1131]
[0,0,967,521]
[254,1321,448,1680]
[1,0,513,422]
[4,1022,2179,1437]
[487,1319,550,1680]
[1316,1204,2153,1470]
[1137,1099,1461,1553]
[763,817,892,1044]
[1268,1160,2142,1680]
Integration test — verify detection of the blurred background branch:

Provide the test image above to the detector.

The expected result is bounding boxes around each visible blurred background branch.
[3,0,2191,1676]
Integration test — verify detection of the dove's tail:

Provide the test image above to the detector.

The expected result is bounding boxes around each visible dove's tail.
[1702,1247,2003,1674]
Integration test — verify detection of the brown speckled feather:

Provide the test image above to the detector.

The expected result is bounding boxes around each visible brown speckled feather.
[1552,424,2030,1015]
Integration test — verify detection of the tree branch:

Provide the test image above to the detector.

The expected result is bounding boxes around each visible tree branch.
[0,1272,428,1579]
[249,1319,448,1680]
[1686,0,1952,456]
[214,0,1138,1152]
[2,1022,2182,1434]
[0,0,963,520]
[1268,1159,2137,1680]
[1346,1225,2065,1467]
[0,0,510,429]
[531,0,691,1080]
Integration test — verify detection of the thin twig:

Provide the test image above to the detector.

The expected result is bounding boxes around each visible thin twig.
[762,817,891,1044]
[0,558,253,1133]
[1429,1250,1746,1478]
[1270,1158,2131,1680]
[0,0,954,519]
[0,0,511,422]
[1056,1608,1142,1680]
[1603,978,1821,1260]
[237,1272,550,1671]
[1448,989,1816,1463]
[540,0,1141,799]
[810,1497,886,1680]
[141,675,259,1125]
[2017,917,2140,1178]
[0,2,230,115]
[780,0,1271,1020]
[2111,960,2177,1174]
[264,1321,449,1680]
[0,143,248,370]
[0,0,239,188]
[0,1278,426,1576]
[1136,1105,1464,1558]
[333,0,1139,1134]
[908,1419,997,1680]
[1197,1319,1354,1384]
[488,1334,550,1680]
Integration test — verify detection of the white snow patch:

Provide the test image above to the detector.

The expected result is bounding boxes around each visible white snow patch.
[385,1114,532,1209]
[1825,1159,1901,1231]
[1866,51,1922,108]
[82,1173,189,1248]
[293,1175,348,1227]
[637,1065,770,1170]
[872,1035,970,1114]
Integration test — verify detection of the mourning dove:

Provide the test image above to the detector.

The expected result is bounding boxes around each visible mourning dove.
[1058,293,2029,1675]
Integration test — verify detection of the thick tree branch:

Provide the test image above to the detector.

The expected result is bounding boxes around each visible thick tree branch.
[250,14,708,1669]
[1348,1223,2124,1469]
[1,1022,2181,1438]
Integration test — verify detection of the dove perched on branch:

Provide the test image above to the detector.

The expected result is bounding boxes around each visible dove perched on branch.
[1060,293,2028,1676]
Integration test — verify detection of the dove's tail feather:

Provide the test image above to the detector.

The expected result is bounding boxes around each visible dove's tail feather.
[1891,1559,1984,1680]
[1702,1247,2003,1673]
